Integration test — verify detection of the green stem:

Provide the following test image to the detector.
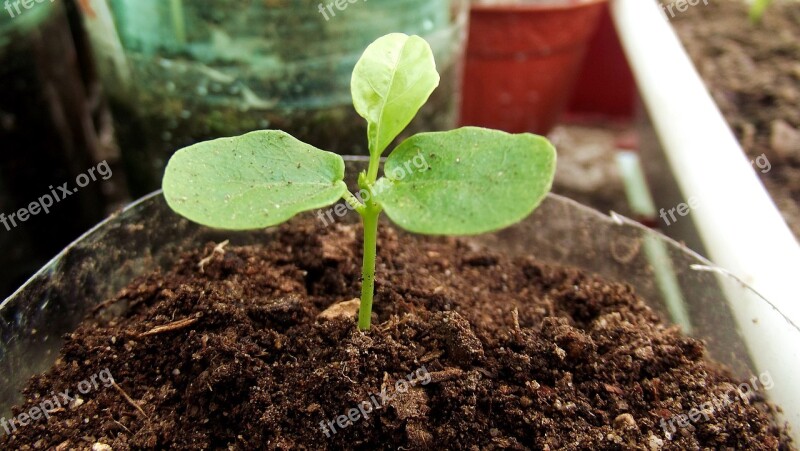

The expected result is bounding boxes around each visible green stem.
[358,205,380,330]
[366,153,380,183]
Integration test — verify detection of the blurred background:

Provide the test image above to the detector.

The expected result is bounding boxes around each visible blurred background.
[0,0,797,299]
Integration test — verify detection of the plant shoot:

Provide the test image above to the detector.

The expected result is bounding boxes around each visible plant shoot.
[162,33,557,330]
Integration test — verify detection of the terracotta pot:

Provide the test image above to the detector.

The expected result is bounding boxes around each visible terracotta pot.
[460,0,607,134]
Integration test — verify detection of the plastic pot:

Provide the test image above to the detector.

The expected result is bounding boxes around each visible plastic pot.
[460,0,607,134]
[0,0,122,299]
[2,157,798,440]
[79,0,468,196]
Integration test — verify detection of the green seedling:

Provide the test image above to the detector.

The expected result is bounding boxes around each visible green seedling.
[749,0,772,23]
[162,33,556,331]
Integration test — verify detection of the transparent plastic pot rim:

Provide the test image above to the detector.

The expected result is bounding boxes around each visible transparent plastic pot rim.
[1,156,798,440]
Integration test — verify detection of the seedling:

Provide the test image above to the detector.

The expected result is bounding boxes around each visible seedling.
[749,0,772,23]
[162,33,557,330]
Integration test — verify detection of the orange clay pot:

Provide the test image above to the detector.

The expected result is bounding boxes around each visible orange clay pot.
[460,0,607,134]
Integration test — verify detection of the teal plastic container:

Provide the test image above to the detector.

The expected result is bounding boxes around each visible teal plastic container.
[82,0,469,195]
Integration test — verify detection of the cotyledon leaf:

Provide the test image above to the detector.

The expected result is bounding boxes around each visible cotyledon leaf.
[372,127,556,235]
[163,130,347,230]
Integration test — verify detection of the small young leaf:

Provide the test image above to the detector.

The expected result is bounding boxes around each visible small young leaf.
[372,127,556,235]
[351,33,440,157]
[749,0,772,23]
[163,130,347,230]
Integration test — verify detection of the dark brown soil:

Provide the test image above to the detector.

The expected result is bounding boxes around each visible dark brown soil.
[669,0,800,238]
[0,220,792,450]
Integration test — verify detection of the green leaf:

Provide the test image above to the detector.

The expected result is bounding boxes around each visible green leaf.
[351,33,440,157]
[372,127,556,235]
[163,130,347,230]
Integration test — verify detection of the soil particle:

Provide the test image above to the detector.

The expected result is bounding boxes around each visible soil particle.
[432,311,485,364]
[0,219,792,450]
[318,298,360,321]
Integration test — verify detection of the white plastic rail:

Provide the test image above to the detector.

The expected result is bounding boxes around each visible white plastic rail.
[612,0,800,441]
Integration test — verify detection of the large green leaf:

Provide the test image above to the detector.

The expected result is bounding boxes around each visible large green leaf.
[373,127,556,235]
[351,33,440,157]
[163,130,347,230]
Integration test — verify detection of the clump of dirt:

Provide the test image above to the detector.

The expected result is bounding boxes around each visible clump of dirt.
[0,220,792,450]
[669,0,800,238]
